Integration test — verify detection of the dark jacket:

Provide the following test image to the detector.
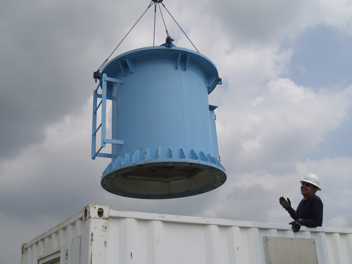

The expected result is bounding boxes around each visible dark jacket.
[287,195,323,227]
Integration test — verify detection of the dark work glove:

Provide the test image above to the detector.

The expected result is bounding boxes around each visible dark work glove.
[289,219,303,232]
[279,197,291,210]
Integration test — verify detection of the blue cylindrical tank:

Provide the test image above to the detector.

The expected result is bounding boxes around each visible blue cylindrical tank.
[96,45,226,199]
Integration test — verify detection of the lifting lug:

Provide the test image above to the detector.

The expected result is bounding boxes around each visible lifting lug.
[93,71,101,83]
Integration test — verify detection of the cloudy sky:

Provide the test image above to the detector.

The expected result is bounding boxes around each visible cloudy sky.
[1,0,352,262]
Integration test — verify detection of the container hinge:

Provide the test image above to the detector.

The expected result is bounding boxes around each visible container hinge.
[92,74,124,159]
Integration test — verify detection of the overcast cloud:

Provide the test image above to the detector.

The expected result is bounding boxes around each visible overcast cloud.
[1,0,352,263]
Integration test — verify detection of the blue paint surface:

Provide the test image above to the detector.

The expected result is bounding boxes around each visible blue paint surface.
[96,45,226,198]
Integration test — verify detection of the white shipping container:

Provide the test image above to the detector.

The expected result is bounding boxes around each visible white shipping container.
[21,204,352,264]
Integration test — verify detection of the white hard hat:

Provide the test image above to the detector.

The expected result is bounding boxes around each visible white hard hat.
[300,173,321,191]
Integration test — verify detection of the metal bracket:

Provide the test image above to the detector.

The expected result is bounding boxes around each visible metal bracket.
[175,53,190,71]
[92,74,124,159]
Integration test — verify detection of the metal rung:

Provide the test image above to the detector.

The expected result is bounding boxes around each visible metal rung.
[93,151,114,160]
[96,153,114,158]
[104,138,124,145]
[97,94,114,100]
[94,101,102,113]
[93,123,102,136]
[93,146,104,159]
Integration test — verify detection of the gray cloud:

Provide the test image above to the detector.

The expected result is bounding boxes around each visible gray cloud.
[225,184,276,222]
[0,0,154,160]
[198,0,306,45]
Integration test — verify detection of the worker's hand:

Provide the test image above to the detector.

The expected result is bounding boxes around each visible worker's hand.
[279,197,291,210]
[289,219,303,232]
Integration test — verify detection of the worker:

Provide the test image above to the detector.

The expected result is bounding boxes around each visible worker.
[279,173,323,232]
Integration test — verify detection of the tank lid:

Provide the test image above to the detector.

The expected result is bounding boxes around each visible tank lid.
[101,45,221,94]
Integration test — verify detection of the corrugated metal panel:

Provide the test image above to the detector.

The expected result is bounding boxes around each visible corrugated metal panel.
[264,236,319,264]
[22,204,352,264]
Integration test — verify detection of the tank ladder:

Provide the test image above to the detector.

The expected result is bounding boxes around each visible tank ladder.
[92,74,124,159]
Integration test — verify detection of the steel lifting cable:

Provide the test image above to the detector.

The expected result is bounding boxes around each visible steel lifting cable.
[158,3,170,38]
[154,1,171,46]
[153,3,157,46]
[160,2,199,53]
[96,0,154,72]
[95,0,200,80]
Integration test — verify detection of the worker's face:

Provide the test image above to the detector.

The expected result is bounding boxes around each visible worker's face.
[301,181,318,198]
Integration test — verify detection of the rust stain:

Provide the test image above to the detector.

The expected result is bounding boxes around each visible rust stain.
[90,232,94,264]
[21,243,27,254]
[90,232,94,245]
[104,241,107,247]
